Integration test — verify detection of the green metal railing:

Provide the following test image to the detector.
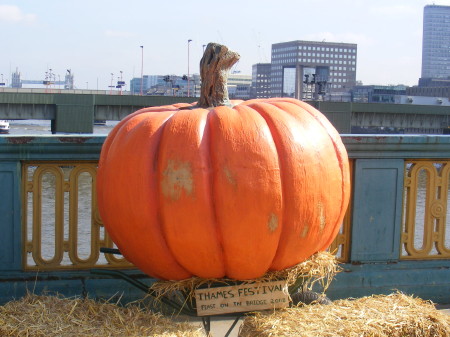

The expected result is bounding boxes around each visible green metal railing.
[22,161,352,270]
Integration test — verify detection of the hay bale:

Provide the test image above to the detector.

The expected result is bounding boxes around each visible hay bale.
[150,251,339,304]
[239,293,450,337]
[0,294,204,337]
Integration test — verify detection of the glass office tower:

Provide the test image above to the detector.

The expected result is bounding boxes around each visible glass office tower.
[421,5,450,79]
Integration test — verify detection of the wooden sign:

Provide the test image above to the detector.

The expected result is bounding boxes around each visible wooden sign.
[194,280,290,316]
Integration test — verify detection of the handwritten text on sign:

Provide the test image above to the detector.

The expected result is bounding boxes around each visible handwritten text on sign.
[194,280,289,316]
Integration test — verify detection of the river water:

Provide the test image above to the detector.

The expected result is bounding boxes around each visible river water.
[6,119,119,135]
[5,120,449,265]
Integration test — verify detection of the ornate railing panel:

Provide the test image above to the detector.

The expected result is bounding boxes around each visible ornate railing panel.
[402,160,450,259]
[22,162,132,270]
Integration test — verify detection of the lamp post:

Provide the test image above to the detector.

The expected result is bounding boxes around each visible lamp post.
[188,39,192,97]
[109,73,114,95]
[118,70,124,95]
[140,45,144,95]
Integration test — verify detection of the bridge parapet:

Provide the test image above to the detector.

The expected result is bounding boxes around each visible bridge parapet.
[0,135,449,304]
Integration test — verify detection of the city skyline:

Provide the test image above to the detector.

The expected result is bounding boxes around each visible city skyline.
[1,0,449,90]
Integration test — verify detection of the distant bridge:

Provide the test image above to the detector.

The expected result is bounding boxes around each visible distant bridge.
[21,80,65,86]
[309,101,450,134]
[0,91,196,133]
[0,90,449,134]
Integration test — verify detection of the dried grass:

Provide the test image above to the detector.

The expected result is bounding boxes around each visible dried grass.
[150,251,339,304]
[239,292,450,337]
[0,293,205,337]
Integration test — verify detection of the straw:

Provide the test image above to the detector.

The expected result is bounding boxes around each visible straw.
[0,293,205,337]
[238,292,450,337]
[149,251,339,305]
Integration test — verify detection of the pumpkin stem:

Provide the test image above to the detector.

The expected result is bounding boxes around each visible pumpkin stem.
[197,43,240,108]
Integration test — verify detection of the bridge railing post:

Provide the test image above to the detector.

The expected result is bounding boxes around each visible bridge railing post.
[0,161,22,271]
[350,158,404,263]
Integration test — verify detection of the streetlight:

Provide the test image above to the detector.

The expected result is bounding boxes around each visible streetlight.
[188,39,192,97]
[140,45,144,95]
[109,73,114,95]
[118,70,125,95]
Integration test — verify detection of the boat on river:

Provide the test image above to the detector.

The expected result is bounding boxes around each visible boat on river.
[0,120,10,133]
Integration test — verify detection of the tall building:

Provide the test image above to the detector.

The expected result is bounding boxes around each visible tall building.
[11,68,22,88]
[270,40,357,100]
[421,5,450,80]
[251,63,271,98]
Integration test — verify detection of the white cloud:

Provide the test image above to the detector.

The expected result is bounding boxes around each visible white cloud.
[104,30,135,38]
[0,5,36,23]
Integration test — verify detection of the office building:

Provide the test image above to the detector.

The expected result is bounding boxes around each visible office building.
[129,74,203,97]
[11,69,22,88]
[130,75,160,94]
[421,4,450,80]
[251,63,271,98]
[270,40,357,100]
[227,74,252,100]
[351,85,407,103]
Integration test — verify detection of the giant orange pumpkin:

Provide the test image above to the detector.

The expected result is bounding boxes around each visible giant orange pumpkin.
[97,43,350,281]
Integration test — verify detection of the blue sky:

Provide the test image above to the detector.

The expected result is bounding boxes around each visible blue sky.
[1,0,448,90]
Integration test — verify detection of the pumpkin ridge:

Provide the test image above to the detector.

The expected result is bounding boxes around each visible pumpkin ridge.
[291,100,350,251]
[153,110,191,277]
[157,108,226,278]
[229,104,283,278]
[97,107,153,217]
[206,109,226,255]
[99,111,192,280]
[128,113,182,278]
[208,104,282,279]
[240,101,287,262]
[97,111,156,241]
[247,101,326,270]
[131,112,192,279]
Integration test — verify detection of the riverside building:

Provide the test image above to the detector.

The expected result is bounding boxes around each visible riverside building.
[251,63,271,98]
[421,4,450,81]
[270,40,357,101]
